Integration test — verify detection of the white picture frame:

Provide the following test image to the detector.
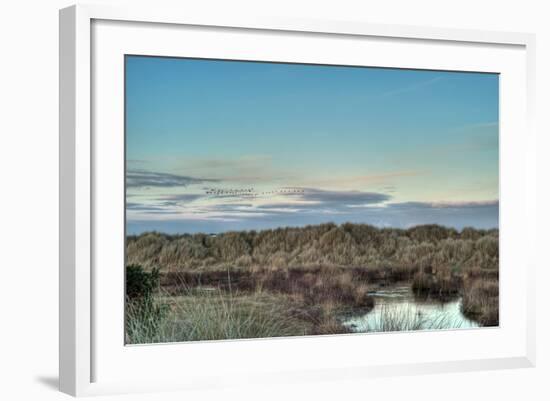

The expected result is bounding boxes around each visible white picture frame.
[59,4,536,397]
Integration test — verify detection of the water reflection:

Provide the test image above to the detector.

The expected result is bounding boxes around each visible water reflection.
[343,285,479,332]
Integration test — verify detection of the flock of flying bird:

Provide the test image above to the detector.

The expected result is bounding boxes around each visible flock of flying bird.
[204,187,305,198]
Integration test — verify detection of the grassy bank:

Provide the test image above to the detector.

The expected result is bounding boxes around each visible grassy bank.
[126,265,373,343]
[127,288,310,344]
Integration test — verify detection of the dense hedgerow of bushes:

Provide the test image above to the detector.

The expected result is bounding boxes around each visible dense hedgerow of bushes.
[126,223,499,274]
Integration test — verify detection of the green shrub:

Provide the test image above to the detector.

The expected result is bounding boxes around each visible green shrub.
[126,264,161,300]
[125,264,169,344]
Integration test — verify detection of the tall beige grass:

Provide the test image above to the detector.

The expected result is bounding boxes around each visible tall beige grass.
[126,286,306,344]
[127,223,498,274]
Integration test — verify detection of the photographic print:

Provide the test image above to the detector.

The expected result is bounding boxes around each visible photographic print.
[125,56,499,344]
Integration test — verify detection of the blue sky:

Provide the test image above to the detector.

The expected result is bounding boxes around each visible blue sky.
[125,56,499,234]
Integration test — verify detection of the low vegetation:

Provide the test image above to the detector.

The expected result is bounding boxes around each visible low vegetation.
[125,223,499,343]
[461,278,499,326]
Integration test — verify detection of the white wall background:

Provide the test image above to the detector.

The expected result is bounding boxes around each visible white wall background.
[0,0,547,399]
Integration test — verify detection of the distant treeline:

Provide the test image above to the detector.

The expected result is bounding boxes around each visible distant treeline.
[126,223,499,273]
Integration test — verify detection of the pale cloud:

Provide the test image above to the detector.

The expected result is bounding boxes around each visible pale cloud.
[127,198,499,234]
[126,181,498,233]
[309,171,422,188]
[427,200,498,208]
[126,169,220,188]
[282,188,390,205]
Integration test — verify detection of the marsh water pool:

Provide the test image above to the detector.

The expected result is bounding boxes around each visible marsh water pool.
[343,284,480,332]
